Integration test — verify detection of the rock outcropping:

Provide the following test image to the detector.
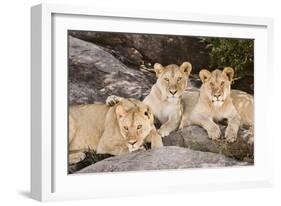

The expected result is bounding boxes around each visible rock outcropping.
[78,146,249,173]
[68,34,254,173]
[163,126,254,162]
[69,36,156,104]
[69,31,211,74]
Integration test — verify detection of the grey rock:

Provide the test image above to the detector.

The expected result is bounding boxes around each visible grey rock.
[68,36,198,105]
[162,131,185,147]
[77,146,249,173]
[68,36,156,104]
[69,31,211,74]
[165,125,254,162]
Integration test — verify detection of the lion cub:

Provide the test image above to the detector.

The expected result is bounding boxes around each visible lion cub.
[181,67,253,143]
[106,62,192,138]
[69,98,163,164]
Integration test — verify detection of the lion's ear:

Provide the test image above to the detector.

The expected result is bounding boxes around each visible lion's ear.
[139,106,152,120]
[154,63,165,77]
[180,62,192,76]
[223,67,234,81]
[144,107,152,119]
[199,69,211,83]
[145,106,154,123]
[115,105,127,118]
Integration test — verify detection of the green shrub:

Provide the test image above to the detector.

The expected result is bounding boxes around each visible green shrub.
[204,38,254,78]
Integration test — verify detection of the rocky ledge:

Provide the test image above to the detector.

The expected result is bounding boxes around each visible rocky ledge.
[77,146,250,173]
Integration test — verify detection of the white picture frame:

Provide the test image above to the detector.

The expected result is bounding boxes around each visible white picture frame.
[31,3,274,202]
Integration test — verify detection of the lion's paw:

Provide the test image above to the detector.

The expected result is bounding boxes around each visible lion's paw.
[106,95,121,106]
[129,145,146,152]
[151,136,164,148]
[158,128,170,138]
[225,126,238,143]
[69,152,86,164]
[207,125,221,140]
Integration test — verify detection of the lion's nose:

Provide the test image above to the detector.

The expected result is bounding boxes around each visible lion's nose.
[214,94,220,98]
[128,140,137,145]
[169,90,177,95]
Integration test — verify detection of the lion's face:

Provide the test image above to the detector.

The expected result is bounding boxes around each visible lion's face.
[154,62,192,102]
[115,99,154,152]
[199,67,234,107]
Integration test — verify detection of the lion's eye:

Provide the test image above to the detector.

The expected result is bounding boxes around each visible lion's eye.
[221,81,225,86]
[124,126,128,131]
[177,77,182,82]
[164,78,169,82]
[137,125,142,129]
[210,82,214,87]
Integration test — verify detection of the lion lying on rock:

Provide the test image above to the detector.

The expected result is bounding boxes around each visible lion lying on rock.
[143,62,192,137]
[107,67,254,144]
[180,67,254,143]
[107,61,192,138]
[69,98,163,164]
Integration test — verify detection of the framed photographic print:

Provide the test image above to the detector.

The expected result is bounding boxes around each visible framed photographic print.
[31,3,274,201]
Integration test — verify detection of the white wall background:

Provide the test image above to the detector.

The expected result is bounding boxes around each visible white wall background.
[0,0,280,205]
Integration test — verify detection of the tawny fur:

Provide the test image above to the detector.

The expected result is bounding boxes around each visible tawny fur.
[180,67,254,143]
[106,62,192,138]
[69,98,163,164]
[143,62,192,137]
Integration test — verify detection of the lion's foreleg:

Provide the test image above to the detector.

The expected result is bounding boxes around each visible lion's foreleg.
[179,114,191,129]
[158,112,181,137]
[69,152,86,165]
[191,113,221,140]
[146,128,163,148]
[225,114,240,143]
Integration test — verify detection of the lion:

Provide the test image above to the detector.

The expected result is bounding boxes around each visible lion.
[106,62,192,138]
[180,67,254,143]
[69,98,163,164]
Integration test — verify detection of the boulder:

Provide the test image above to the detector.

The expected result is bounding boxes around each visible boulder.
[77,146,249,173]
[68,36,156,104]
[69,36,200,105]
[163,125,254,162]
[69,31,211,74]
